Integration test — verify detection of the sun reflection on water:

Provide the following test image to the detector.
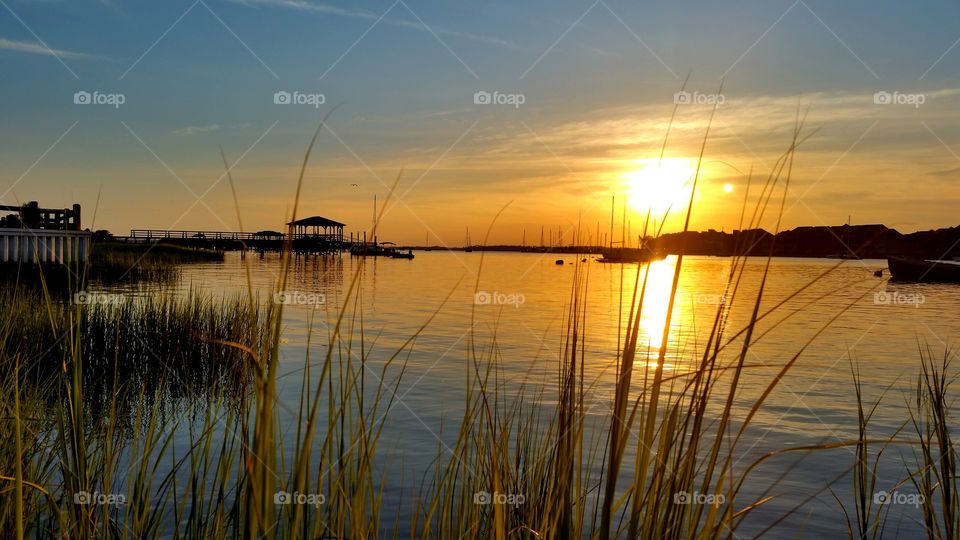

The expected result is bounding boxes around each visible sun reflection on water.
[631,257,685,371]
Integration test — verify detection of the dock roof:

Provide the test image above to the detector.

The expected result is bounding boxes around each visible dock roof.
[287,216,346,228]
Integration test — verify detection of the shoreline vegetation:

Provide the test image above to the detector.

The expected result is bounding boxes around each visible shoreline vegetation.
[1,116,957,539]
[87,242,224,283]
[0,286,267,404]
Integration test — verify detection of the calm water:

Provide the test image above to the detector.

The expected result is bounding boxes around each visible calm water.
[141,251,958,537]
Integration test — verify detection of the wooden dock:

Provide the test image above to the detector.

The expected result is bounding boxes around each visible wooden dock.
[123,216,349,254]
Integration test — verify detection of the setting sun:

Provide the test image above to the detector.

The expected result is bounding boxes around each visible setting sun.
[623,158,699,216]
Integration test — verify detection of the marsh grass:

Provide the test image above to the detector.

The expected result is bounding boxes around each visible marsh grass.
[87,242,223,284]
[911,351,959,539]
[0,242,222,291]
[92,242,224,262]
[1,108,957,540]
[0,285,268,412]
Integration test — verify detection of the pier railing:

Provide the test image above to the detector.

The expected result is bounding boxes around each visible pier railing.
[130,230,260,241]
[129,229,344,241]
[0,228,91,263]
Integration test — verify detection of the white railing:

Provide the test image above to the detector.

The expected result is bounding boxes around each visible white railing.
[0,228,91,264]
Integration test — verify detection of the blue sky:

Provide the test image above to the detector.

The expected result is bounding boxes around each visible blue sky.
[3,0,960,243]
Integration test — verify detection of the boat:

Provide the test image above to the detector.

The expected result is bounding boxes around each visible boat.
[350,240,397,257]
[596,247,662,264]
[887,256,960,283]
[391,250,415,260]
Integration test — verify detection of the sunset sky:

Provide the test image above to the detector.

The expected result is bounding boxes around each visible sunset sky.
[3,0,960,245]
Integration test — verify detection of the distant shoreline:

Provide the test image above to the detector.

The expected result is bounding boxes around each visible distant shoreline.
[398,223,960,260]
[399,246,892,261]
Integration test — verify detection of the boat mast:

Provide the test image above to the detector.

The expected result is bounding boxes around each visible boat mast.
[609,196,615,249]
[621,197,626,250]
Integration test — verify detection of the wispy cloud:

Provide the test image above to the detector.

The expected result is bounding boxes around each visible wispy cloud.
[927,166,960,177]
[173,124,222,136]
[229,0,517,48]
[0,37,90,59]
[423,108,473,118]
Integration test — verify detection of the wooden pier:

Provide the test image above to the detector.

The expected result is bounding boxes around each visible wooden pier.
[124,215,349,254]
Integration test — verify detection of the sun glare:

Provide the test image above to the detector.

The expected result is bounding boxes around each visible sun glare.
[623,158,698,215]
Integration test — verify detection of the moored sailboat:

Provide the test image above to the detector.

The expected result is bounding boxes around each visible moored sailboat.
[887,256,960,283]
